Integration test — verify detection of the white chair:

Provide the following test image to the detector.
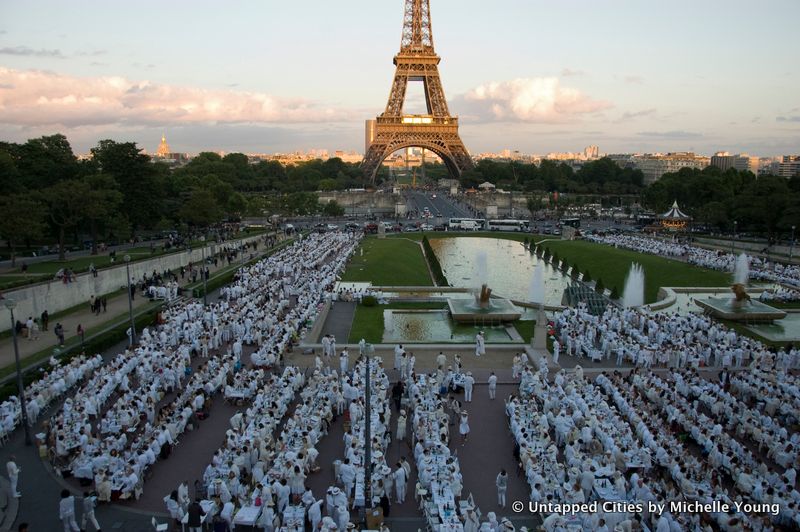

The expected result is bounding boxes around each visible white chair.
[151,516,168,531]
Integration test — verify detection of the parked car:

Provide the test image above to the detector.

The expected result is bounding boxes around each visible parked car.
[420,224,434,231]
[326,223,338,231]
[403,225,420,232]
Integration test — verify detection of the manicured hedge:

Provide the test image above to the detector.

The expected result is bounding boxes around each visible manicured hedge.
[422,236,449,287]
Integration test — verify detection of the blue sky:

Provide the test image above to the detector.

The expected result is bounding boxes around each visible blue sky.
[1,0,798,156]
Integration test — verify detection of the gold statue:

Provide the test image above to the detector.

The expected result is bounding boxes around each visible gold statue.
[731,283,751,304]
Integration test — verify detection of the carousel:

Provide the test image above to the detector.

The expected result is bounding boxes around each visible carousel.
[659,200,691,231]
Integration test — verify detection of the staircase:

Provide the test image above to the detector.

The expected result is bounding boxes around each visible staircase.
[562,281,613,316]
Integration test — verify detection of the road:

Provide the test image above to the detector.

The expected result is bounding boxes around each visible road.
[404,190,471,219]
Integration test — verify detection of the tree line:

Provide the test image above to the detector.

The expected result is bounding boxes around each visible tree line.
[1,134,798,260]
[0,135,355,261]
[644,166,800,236]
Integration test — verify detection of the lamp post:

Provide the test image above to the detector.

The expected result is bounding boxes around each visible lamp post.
[790,225,796,262]
[4,299,31,445]
[200,236,208,306]
[124,255,136,346]
[731,221,737,255]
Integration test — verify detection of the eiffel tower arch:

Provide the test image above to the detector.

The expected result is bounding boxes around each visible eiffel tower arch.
[362,0,473,183]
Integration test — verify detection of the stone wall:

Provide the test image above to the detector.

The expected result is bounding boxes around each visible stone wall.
[0,234,265,333]
[317,191,401,216]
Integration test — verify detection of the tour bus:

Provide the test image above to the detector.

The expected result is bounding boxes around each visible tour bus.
[448,217,486,230]
[560,217,581,228]
[487,219,527,232]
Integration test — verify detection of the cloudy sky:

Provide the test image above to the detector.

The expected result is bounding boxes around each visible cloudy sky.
[1,0,798,156]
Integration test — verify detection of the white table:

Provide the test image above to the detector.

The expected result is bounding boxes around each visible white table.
[282,505,304,528]
[234,505,262,526]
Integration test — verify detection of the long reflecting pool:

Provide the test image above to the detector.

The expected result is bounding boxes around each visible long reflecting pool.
[383,309,521,343]
[429,237,571,306]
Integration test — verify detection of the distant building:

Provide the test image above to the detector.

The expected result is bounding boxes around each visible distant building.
[710,152,759,174]
[584,145,599,159]
[630,153,709,184]
[365,120,376,154]
[152,134,189,166]
[778,155,800,178]
[156,134,171,157]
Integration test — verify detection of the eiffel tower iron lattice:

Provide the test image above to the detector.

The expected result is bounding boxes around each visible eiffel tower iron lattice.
[362,0,473,182]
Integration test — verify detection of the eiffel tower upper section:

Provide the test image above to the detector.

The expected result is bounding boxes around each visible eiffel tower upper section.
[362,0,473,182]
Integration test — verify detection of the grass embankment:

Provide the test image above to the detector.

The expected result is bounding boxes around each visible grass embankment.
[532,239,730,303]
[342,238,433,286]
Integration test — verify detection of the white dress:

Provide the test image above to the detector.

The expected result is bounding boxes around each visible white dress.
[459,415,470,435]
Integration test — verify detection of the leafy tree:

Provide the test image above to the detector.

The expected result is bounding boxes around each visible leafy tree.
[82,174,123,254]
[179,189,223,228]
[42,180,92,260]
[318,178,339,191]
[322,200,345,217]
[0,195,47,266]
[90,140,164,231]
[15,134,79,190]
[583,270,592,283]
[595,278,605,294]
[610,286,620,300]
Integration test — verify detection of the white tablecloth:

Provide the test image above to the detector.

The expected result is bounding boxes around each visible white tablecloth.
[234,505,262,526]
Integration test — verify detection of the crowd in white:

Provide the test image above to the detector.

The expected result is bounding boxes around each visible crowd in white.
[29,232,358,524]
[508,353,799,531]
[586,234,800,293]
[553,304,800,371]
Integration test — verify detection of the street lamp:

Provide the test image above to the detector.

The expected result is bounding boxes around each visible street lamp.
[4,299,31,445]
[791,225,796,261]
[200,236,208,306]
[731,221,737,255]
[124,255,136,346]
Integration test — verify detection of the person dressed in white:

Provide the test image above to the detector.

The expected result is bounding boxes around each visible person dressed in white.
[82,491,101,532]
[339,349,349,375]
[464,507,480,532]
[464,372,475,402]
[393,462,407,503]
[475,331,486,357]
[396,410,407,442]
[496,469,508,508]
[6,456,20,498]
[552,339,560,365]
[459,411,470,445]
[59,489,80,532]
[488,372,497,400]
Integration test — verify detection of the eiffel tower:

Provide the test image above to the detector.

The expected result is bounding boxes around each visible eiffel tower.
[362,0,473,182]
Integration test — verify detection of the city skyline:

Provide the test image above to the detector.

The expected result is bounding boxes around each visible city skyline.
[1,0,799,156]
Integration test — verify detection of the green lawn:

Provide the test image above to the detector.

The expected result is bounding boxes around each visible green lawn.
[16,247,167,275]
[11,229,269,276]
[349,301,447,343]
[769,301,800,309]
[533,239,730,303]
[0,274,50,290]
[342,237,433,286]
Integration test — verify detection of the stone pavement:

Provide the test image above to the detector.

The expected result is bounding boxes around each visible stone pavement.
[320,301,356,341]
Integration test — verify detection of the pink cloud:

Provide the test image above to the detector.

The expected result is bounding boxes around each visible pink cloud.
[454,77,611,123]
[0,67,353,128]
